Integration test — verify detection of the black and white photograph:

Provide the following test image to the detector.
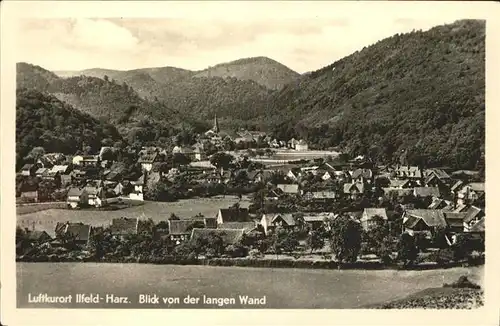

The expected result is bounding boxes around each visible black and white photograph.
[1,1,499,324]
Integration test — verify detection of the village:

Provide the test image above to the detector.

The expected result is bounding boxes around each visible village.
[15,115,485,268]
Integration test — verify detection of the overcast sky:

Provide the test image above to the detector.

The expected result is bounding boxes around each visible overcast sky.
[13,3,477,73]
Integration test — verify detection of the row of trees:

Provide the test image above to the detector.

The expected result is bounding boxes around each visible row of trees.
[16,212,482,268]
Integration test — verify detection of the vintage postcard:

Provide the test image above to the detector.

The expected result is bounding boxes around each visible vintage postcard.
[1,1,499,325]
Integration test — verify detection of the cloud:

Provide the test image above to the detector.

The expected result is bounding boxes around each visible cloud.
[15,16,466,73]
[70,18,139,51]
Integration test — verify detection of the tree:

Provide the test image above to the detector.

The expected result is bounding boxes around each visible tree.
[329,214,362,264]
[168,213,180,220]
[270,227,299,258]
[397,232,418,268]
[364,215,393,263]
[209,152,234,172]
[306,230,326,254]
[100,147,115,161]
[87,227,112,260]
[25,147,45,163]
[172,153,191,167]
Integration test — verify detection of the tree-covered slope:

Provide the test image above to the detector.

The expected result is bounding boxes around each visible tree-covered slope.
[193,56,300,90]
[16,88,123,164]
[263,19,485,169]
[157,76,273,121]
[16,63,61,92]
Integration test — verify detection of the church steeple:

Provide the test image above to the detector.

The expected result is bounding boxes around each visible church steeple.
[213,113,219,133]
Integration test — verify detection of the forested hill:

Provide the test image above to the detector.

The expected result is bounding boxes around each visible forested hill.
[17,63,60,92]
[17,63,187,125]
[20,61,276,128]
[193,56,300,90]
[55,67,195,99]
[262,19,485,170]
[16,88,122,165]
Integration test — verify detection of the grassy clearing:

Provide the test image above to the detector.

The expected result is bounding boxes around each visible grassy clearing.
[17,196,249,237]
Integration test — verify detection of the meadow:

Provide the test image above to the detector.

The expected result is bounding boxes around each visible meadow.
[17,262,483,309]
[17,196,249,237]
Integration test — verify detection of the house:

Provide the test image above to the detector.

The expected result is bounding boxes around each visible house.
[247,170,265,184]
[382,187,414,198]
[138,152,158,172]
[320,171,334,181]
[130,174,145,201]
[204,217,218,229]
[35,168,49,178]
[172,146,196,160]
[277,184,300,195]
[84,186,106,207]
[219,221,256,231]
[287,138,298,149]
[55,222,92,245]
[287,168,301,182]
[20,164,37,177]
[269,139,280,148]
[455,182,485,206]
[36,156,55,169]
[295,139,309,151]
[51,165,71,175]
[463,206,485,232]
[351,169,373,184]
[25,230,52,243]
[395,165,423,181]
[216,207,250,224]
[260,213,296,235]
[264,189,282,201]
[467,217,485,234]
[424,168,451,183]
[110,217,139,236]
[388,179,411,189]
[190,228,246,246]
[193,146,206,161]
[300,166,320,175]
[303,213,333,230]
[60,174,73,188]
[66,187,88,209]
[413,187,440,198]
[70,169,86,183]
[168,219,200,245]
[443,212,468,233]
[424,174,447,188]
[20,191,39,203]
[343,182,364,200]
[303,191,337,203]
[361,208,388,231]
[73,155,100,167]
[345,211,363,222]
[450,180,464,194]
[428,198,451,210]
[205,172,224,184]
[42,170,62,186]
[402,209,447,237]
[113,181,133,196]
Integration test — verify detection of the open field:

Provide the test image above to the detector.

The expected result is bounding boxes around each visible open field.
[17,196,249,237]
[227,149,340,163]
[17,263,483,309]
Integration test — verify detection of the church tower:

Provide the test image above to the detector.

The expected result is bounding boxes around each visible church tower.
[213,113,220,134]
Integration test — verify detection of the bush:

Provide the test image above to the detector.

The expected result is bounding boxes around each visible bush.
[248,249,264,259]
[443,276,481,289]
[433,248,454,266]
[224,244,248,258]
